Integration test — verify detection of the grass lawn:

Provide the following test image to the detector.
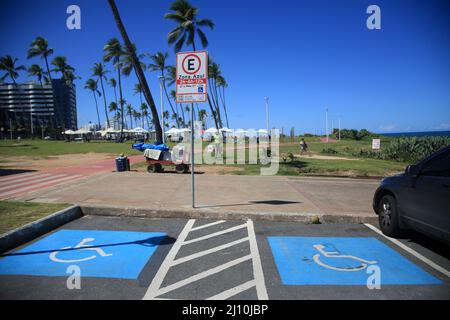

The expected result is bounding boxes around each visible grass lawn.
[0,139,142,157]
[0,201,70,235]
[132,138,407,177]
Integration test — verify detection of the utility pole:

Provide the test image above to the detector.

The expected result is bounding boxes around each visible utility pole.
[30,102,34,138]
[264,97,269,134]
[158,76,165,144]
[325,108,329,143]
[338,118,341,141]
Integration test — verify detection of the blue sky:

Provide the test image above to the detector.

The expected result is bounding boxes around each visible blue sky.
[1,0,449,134]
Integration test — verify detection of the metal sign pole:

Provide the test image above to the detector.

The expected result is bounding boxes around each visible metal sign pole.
[191,102,195,208]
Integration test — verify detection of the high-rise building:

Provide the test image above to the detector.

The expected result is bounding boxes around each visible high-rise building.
[0,79,77,131]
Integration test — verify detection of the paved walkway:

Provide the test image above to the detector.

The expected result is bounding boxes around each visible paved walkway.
[15,171,380,219]
[0,155,144,200]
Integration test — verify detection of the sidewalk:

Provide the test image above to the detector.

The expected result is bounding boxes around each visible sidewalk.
[18,171,381,223]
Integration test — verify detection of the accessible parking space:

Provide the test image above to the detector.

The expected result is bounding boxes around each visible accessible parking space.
[0,215,449,300]
[255,221,450,299]
[0,216,186,300]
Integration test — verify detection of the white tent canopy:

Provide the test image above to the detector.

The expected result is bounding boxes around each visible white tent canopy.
[130,127,148,133]
[219,127,232,133]
[205,128,218,134]
[165,128,180,135]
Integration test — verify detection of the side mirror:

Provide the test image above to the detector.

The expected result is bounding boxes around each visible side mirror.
[406,164,420,176]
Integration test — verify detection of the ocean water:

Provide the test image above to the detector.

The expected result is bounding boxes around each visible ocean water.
[379,130,450,138]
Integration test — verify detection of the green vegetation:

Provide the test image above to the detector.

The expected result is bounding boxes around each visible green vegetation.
[0,201,70,235]
[0,139,142,157]
[355,136,450,163]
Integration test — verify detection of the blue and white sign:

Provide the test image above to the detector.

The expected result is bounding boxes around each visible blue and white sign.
[268,237,442,285]
[0,229,166,279]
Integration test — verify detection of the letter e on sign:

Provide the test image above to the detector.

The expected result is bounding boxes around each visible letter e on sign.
[176,51,208,103]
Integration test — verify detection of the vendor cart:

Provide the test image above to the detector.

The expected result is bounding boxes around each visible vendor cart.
[144,145,190,173]
[145,158,189,173]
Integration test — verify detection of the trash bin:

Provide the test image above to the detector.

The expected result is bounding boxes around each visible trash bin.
[115,154,130,172]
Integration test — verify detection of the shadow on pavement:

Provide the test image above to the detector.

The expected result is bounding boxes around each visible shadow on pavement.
[197,199,302,209]
[0,235,176,257]
[0,169,37,177]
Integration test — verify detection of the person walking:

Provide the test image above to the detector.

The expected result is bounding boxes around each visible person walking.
[300,138,308,154]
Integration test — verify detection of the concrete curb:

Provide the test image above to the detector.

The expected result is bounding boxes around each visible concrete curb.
[0,205,82,254]
[80,204,378,225]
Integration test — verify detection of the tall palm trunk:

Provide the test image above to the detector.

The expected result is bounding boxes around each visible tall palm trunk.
[118,68,125,138]
[44,57,63,131]
[99,77,110,128]
[92,91,101,129]
[162,84,180,128]
[219,85,229,128]
[207,95,219,130]
[108,0,162,143]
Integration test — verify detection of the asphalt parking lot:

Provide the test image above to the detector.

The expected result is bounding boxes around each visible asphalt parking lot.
[0,215,449,300]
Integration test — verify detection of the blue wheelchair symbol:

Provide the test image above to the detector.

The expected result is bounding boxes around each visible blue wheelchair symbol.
[198,86,204,93]
[268,237,442,285]
[0,229,167,279]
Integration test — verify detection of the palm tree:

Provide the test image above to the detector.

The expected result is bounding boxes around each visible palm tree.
[170,89,185,126]
[165,0,216,128]
[92,62,110,128]
[27,37,62,129]
[165,0,215,52]
[0,55,26,84]
[27,37,53,84]
[133,83,143,104]
[28,64,48,130]
[133,110,141,128]
[216,75,229,128]
[108,77,118,105]
[198,109,207,130]
[0,55,26,126]
[208,59,223,128]
[62,70,80,86]
[140,102,151,130]
[84,79,102,129]
[108,101,118,125]
[126,104,134,129]
[51,56,75,81]
[148,52,180,127]
[104,38,125,138]
[107,0,163,142]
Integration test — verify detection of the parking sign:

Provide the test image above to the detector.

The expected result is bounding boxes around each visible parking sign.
[176,51,208,103]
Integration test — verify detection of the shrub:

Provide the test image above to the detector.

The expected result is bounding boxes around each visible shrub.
[355,136,450,163]
[322,147,338,155]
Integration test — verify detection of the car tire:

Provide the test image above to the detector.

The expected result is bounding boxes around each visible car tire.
[378,194,402,237]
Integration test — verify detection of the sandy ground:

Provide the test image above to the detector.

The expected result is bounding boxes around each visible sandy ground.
[0,153,116,170]
[293,153,359,161]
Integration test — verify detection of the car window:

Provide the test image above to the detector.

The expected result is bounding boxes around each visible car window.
[421,149,450,177]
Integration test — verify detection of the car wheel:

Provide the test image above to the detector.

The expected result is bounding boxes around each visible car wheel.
[378,194,402,237]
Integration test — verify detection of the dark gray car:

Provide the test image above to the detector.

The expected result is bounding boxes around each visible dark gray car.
[373,145,450,244]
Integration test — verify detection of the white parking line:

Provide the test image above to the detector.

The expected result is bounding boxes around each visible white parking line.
[364,223,450,278]
[156,255,252,297]
[171,237,249,266]
[183,223,247,245]
[143,219,195,300]
[190,220,226,231]
[143,219,269,300]
[247,220,269,300]
[206,280,256,300]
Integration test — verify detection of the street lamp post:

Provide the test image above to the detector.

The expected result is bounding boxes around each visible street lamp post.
[325,108,329,143]
[264,97,269,134]
[158,76,165,144]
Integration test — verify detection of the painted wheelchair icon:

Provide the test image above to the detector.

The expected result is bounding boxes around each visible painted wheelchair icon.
[312,244,377,272]
[49,238,113,263]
